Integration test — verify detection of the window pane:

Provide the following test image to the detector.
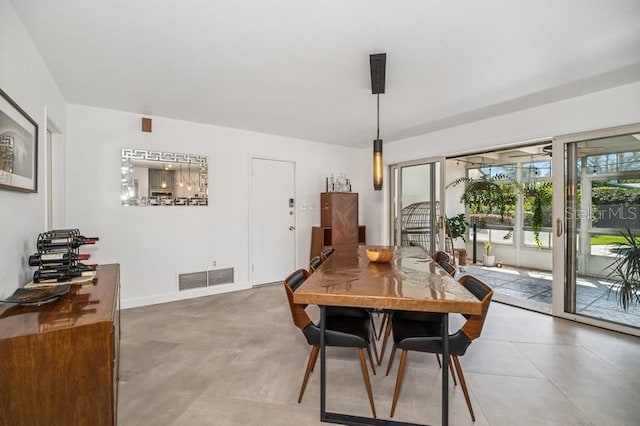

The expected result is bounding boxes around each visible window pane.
[523,230,552,248]
[522,160,552,179]
[491,229,513,245]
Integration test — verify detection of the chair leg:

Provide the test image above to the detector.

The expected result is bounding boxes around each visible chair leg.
[366,346,377,375]
[390,349,408,418]
[449,355,458,386]
[452,355,475,421]
[298,345,319,403]
[358,348,377,418]
[376,312,388,340]
[434,354,457,385]
[369,312,378,340]
[385,344,397,376]
[371,330,381,365]
[378,315,393,365]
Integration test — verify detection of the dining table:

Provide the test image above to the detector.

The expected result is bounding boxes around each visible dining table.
[293,244,482,426]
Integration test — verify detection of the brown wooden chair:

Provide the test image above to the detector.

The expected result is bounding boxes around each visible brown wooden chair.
[386,275,493,420]
[283,269,378,417]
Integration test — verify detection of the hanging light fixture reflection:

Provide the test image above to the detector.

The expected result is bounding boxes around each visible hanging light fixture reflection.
[187,161,192,191]
[370,53,386,191]
[178,164,185,187]
[161,163,167,189]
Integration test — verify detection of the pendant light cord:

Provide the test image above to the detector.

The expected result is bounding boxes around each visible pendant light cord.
[376,94,380,140]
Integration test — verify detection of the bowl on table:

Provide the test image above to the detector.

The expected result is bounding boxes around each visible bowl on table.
[366,247,394,263]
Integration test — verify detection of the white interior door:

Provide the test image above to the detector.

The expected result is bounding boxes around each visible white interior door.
[251,158,296,285]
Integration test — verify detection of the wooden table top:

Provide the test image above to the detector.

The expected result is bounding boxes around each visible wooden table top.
[0,264,120,340]
[294,246,481,315]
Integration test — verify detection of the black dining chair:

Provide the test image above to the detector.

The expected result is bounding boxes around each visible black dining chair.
[438,260,456,277]
[283,269,378,418]
[320,247,335,260]
[312,249,380,358]
[309,255,323,272]
[432,250,450,264]
[377,257,456,365]
[386,275,494,420]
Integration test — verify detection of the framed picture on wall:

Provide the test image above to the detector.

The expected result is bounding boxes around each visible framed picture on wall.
[0,88,38,193]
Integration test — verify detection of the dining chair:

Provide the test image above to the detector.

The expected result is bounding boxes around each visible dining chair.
[386,275,493,420]
[313,248,381,359]
[377,258,455,365]
[309,255,323,272]
[432,250,450,264]
[283,269,378,417]
[438,260,456,277]
[320,247,335,260]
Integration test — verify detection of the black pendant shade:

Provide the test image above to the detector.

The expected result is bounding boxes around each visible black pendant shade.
[370,53,386,95]
[370,53,386,190]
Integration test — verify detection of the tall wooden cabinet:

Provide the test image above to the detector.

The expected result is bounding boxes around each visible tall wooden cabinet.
[0,264,121,426]
[310,192,365,259]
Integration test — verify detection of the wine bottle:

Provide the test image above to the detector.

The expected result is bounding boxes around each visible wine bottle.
[33,269,94,283]
[28,252,91,266]
[46,229,80,238]
[39,263,98,274]
[40,235,99,244]
[36,237,98,251]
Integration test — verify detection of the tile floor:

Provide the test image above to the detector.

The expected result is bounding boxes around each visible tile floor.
[460,264,640,328]
[118,284,640,426]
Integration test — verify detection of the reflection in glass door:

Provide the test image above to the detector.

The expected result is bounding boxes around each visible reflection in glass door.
[390,159,445,255]
[555,125,640,334]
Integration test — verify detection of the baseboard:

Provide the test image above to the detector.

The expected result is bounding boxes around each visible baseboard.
[121,281,252,309]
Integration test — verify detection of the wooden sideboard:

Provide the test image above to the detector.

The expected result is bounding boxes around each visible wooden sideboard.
[310,192,365,259]
[0,264,121,426]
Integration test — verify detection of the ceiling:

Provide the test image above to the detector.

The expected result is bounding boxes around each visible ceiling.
[11,0,640,148]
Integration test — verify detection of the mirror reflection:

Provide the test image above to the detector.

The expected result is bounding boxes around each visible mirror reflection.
[121,148,208,206]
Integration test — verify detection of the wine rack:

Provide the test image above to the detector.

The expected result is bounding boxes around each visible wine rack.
[29,228,99,283]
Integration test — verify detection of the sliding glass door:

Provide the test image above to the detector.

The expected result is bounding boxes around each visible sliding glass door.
[390,158,446,255]
[553,124,640,335]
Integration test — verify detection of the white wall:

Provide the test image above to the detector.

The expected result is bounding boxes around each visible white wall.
[0,0,66,298]
[364,82,640,245]
[65,105,364,307]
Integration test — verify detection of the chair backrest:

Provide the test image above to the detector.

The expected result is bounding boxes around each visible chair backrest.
[432,250,450,264]
[283,269,312,330]
[309,255,323,272]
[320,248,335,260]
[438,260,456,277]
[458,275,493,341]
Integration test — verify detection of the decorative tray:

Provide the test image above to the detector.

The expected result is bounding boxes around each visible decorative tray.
[0,285,71,306]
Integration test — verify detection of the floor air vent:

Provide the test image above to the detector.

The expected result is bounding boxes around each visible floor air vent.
[179,268,234,291]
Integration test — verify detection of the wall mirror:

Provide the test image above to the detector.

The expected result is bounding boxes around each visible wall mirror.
[121,148,208,206]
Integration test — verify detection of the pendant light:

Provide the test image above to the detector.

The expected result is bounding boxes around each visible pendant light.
[370,53,386,191]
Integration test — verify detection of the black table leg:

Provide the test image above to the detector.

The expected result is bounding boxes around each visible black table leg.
[442,313,449,426]
[320,305,326,420]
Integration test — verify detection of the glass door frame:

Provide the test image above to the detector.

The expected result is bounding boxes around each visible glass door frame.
[390,156,446,254]
[552,122,640,336]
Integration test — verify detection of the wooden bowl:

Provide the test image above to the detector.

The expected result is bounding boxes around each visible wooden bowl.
[366,247,394,263]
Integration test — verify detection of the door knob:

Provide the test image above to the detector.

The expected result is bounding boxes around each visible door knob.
[289,226,295,231]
